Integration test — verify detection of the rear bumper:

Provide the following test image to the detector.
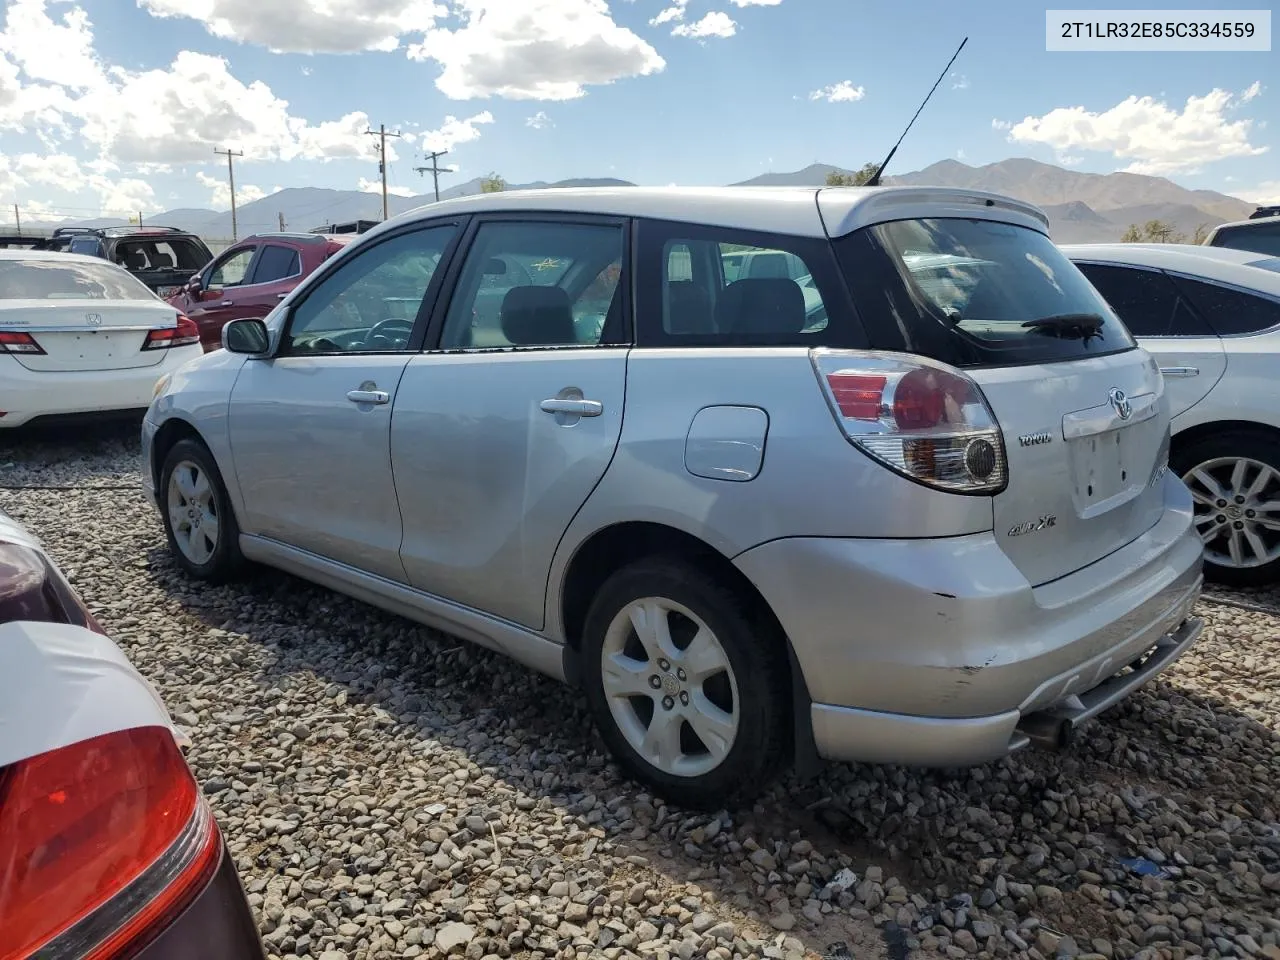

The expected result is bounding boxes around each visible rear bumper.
[0,354,195,429]
[135,846,265,960]
[734,471,1206,767]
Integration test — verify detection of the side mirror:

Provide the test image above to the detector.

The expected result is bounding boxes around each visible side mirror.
[483,257,507,276]
[222,317,270,355]
[187,274,203,294]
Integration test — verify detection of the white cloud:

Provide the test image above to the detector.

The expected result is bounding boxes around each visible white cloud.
[1233,180,1280,204]
[137,0,447,54]
[1005,84,1267,175]
[0,150,163,217]
[1241,80,1262,103]
[419,111,494,152]
[955,148,966,160]
[671,11,736,38]
[991,118,1012,131]
[526,110,552,129]
[358,177,416,198]
[651,0,687,24]
[950,72,969,90]
[196,170,266,210]
[809,80,865,103]
[728,0,781,5]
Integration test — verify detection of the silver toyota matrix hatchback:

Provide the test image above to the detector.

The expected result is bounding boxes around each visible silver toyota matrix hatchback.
[144,186,1205,808]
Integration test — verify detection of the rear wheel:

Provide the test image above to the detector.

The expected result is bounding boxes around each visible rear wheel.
[581,556,790,809]
[1173,430,1280,587]
[159,438,244,583]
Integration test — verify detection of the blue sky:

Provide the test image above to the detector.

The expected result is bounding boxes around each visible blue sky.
[0,0,1275,221]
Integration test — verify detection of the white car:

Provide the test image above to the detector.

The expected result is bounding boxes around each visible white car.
[0,250,201,429]
[1065,243,1280,586]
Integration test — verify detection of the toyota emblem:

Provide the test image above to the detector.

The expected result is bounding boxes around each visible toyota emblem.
[1108,387,1132,421]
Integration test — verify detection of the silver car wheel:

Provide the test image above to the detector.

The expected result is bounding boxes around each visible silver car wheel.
[1183,456,1280,569]
[167,459,220,566]
[599,596,740,779]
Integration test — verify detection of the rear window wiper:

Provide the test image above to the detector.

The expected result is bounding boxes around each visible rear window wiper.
[1021,312,1105,341]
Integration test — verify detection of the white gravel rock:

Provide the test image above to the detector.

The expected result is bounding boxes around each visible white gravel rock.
[4,422,1280,960]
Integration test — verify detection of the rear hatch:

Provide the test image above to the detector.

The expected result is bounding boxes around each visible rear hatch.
[833,210,1168,586]
[112,236,213,298]
[0,258,178,372]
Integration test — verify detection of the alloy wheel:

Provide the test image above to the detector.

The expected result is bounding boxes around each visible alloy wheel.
[1183,456,1280,569]
[167,460,220,565]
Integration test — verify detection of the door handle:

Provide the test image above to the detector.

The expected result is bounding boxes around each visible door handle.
[276,293,288,300]
[347,389,390,405]
[1159,366,1200,378]
[220,300,233,307]
[540,398,603,417]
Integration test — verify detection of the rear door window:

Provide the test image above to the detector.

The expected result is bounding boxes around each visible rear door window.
[1073,263,1213,337]
[837,218,1135,366]
[636,219,859,347]
[1170,275,1280,336]
[250,245,302,284]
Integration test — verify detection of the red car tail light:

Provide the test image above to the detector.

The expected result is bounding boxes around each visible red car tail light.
[0,331,45,355]
[813,349,1008,495]
[141,315,200,351]
[0,726,221,960]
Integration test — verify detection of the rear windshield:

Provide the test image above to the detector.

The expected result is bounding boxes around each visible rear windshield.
[112,238,210,271]
[0,260,159,301]
[838,218,1136,367]
[1211,224,1280,257]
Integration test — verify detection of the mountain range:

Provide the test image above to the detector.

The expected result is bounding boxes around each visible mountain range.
[17,159,1258,246]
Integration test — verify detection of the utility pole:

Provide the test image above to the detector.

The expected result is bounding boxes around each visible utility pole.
[278,211,286,231]
[12,205,19,235]
[214,146,244,240]
[365,124,403,220]
[414,150,451,202]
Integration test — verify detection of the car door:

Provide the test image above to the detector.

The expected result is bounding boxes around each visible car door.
[391,215,631,629]
[185,244,259,350]
[232,243,302,317]
[1074,261,1226,420]
[227,222,463,581]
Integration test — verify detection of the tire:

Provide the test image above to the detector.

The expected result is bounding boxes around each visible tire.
[158,438,245,583]
[1172,429,1280,587]
[581,555,790,809]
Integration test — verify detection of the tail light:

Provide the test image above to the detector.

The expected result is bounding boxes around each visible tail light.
[0,331,45,355]
[0,541,104,632]
[141,315,200,351]
[0,726,221,960]
[812,349,1008,494]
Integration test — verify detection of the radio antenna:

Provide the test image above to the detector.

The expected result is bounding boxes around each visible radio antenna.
[864,37,968,188]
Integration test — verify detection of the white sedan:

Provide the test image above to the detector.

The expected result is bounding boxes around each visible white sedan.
[0,249,202,429]
[1066,243,1280,586]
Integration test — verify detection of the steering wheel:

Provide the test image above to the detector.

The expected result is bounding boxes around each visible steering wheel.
[364,317,415,349]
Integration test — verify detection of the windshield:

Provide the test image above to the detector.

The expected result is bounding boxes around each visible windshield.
[864,217,1135,365]
[0,259,159,301]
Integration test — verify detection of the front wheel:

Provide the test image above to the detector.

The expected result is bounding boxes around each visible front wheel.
[580,556,790,809]
[159,438,245,583]
[1174,430,1280,587]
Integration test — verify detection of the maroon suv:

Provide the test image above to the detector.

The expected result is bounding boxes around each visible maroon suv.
[165,232,351,352]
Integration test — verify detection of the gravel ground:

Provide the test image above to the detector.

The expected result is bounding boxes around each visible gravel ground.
[3,423,1279,960]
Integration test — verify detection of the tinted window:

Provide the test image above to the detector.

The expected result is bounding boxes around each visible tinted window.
[208,247,256,287]
[285,225,455,355]
[1171,275,1280,336]
[637,219,851,347]
[838,219,1135,366]
[0,259,156,300]
[1211,224,1280,257]
[439,221,624,349]
[112,239,208,271]
[68,237,103,257]
[252,245,301,284]
[1074,263,1211,337]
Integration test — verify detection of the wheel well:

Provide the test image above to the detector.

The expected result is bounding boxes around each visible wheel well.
[1173,419,1280,460]
[150,418,204,488]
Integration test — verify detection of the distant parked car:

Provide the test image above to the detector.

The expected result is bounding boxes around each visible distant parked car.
[1067,243,1280,586]
[1202,214,1280,257]
[0,251,202,430]
[0,235,60,251]
[53,226,214,298]
[0,507,266,959]
[166,232,352,352]
[145,186,1204,808]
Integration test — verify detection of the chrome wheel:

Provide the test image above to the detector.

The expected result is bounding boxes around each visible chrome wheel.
[167,459,220,566]
[600,597,740,778]
[1183,456,1280,569]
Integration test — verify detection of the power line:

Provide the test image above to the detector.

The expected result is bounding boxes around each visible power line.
[414,150,452,202]
[214,147,245,240]
[365,124,403,221]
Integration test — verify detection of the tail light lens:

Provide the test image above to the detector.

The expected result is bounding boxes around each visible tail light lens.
[0,541,102,632]
[0,331,45,355]
[0,726,221,960]
[812,349,1008,494]
[141,315,199,351]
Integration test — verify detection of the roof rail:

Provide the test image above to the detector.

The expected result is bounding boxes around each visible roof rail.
[101,225,189,236]
[1249,205,1280,221]
[243,231,331,244]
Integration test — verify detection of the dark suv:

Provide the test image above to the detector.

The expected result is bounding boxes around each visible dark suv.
[165,231,352,351]
[54,226,214,298]
[1204,213,1280,257]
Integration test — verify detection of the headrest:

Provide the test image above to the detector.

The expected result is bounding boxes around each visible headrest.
[150,251,173,268]
[500,285,576,346]
[124,250,148,269]
[714,278,806,336]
